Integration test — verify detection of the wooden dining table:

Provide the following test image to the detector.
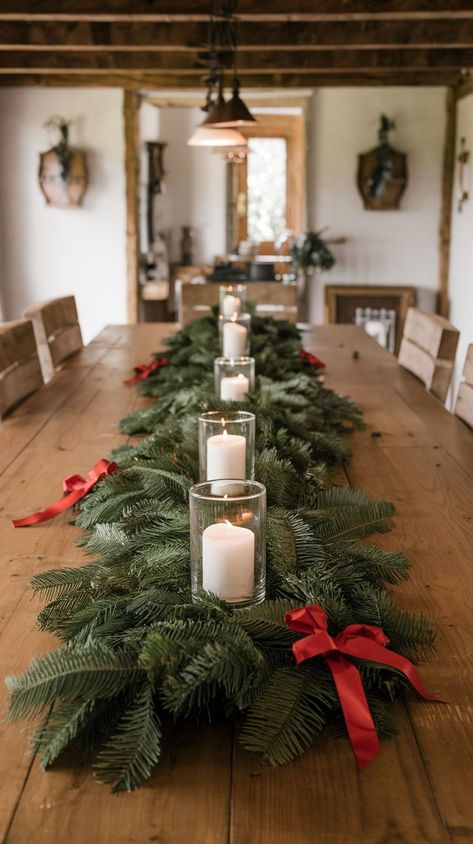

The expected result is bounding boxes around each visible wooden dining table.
[0,322,472,844]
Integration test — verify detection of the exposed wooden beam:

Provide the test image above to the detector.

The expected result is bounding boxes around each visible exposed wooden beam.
[1,1,473,22]
[438,86,457,319]
[123,89,140,325]
[0,67,464,83]
[0,20,472,51]
[0,48,471,72]
[0,70,461,87]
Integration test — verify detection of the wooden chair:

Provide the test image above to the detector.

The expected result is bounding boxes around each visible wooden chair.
[454,344,473,428]
[0,319,44,418]
[398,307,459,403]
[24,295,83,382]
[178,281,298,326]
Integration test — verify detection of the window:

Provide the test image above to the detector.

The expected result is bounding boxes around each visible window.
[247,137,287,243]
[228,113,304,253]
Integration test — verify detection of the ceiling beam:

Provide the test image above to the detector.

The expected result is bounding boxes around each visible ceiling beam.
[0,47,473,73]
[0,20,472,51]
[0,70,461,87]
[0,68,461,80]
[0,1,473,22]
[0,48,470,71]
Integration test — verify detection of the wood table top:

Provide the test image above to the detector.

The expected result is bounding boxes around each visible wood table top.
[0,322,472,844]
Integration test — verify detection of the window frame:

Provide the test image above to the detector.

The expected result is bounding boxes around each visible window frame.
[233,113,305,253]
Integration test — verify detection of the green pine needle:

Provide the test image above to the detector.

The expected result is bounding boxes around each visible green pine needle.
[94,683,161,793]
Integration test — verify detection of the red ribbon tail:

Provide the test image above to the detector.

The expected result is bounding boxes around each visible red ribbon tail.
[11,487,88,527]
[327,653,381,769]
[341,639,440,702]
[12,459,117,528]
[124,368,148,385]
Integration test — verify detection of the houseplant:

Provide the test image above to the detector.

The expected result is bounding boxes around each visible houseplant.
[290,230,335,316]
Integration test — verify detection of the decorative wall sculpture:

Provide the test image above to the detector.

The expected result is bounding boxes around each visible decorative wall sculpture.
[357,115,408,211]
[38,117,88,208]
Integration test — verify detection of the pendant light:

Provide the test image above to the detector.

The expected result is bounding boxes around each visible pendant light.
[188,126,247,147]
[187,1,255,144]
[200,72,229,129]
[212,144,248,164]
[205,76,256,129]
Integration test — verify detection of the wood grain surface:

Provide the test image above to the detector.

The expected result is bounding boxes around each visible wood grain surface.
[1,322,472,844]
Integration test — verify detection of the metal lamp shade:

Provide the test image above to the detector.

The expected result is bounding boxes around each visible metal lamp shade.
[188,126,247,147]
[205,91,257,128]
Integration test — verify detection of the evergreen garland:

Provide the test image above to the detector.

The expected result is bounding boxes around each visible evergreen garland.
[6,313,435,793]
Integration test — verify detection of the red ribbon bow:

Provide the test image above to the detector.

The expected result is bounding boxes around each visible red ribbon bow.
[285,604,438,769]
[12,459,118,528]
[299,349,326,369]
[124,357,169,385]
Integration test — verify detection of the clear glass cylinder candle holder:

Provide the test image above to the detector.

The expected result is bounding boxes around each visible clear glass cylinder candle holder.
[198,410,255,483]
[219,283,247,317]
[190,480,266,607]
[214,356,255,401]
[219,313,251,358]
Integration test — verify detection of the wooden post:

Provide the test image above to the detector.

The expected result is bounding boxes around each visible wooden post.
[437,86,457,319]
[123,89,140,324]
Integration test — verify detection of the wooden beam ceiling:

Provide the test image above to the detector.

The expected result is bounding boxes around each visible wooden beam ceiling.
[1,21,473,50]
[0,1,470,89]
[0,1,473,21]
[0,49,470,72]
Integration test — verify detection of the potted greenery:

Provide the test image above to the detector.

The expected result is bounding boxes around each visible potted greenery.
[290,230,335,316]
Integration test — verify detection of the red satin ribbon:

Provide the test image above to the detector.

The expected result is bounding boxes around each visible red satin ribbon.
[124,356,169,385]
[299,349,326,369]
[12,459,118,528]
[285,604,438,769]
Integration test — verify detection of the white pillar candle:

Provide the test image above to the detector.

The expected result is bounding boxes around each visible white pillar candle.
[222,294,241,317]
[207,429,246,480]
[223,321,247,357]
[220,373,249,401]
[202,521,255,602]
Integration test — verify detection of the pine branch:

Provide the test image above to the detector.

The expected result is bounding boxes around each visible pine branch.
[7,643,144,721]
[240,664,335,765]
[94,683,161,793]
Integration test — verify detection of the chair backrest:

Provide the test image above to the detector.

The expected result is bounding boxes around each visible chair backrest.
[0,319,44,418]
[398,307,459,402]
[178,281,298,326]
[454,344,473,428]
[24,295,83,382]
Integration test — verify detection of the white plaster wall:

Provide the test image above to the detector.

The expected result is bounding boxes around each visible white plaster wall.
[0,88,127,343]
[308,88,446,323]
[448,93,473,409]
[151,106,226,264]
